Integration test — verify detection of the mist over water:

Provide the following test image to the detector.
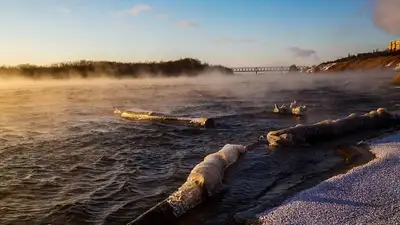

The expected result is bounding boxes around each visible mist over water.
[1,70,399,225]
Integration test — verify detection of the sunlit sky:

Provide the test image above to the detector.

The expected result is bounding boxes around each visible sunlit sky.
[0,0,397,67]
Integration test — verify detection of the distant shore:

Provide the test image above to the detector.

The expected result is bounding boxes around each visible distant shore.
[298,50,400,85]
[301,50,400,74]
[0,58,233,79]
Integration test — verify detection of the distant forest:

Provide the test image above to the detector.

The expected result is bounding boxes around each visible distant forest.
[0,58,233,79]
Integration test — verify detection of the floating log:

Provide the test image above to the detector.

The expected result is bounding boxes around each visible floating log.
[114,108,216,128]
[266,108,398,147]
[128,144,248,225]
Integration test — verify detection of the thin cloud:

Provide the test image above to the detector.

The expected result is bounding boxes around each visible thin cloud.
[177,20,198,28]
[373,0,400,36]
[124,4,151,16]
[288,47,318,58]
[213,37,256,44]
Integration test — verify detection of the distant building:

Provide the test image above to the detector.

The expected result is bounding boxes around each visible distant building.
[388,40,400,51]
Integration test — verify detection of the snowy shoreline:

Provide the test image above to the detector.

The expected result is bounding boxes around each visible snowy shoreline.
[258,131,400,225]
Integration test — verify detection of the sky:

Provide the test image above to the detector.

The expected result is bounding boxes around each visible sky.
[0,0,398,67]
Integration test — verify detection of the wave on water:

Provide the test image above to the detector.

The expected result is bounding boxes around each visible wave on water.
[0,71,399,224]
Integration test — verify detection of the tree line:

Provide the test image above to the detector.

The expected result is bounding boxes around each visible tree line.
[0,58,233,79]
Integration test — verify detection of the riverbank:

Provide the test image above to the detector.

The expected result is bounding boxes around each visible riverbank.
[0,58,233,79]
[258,130,400,225]
[302,50,400,74]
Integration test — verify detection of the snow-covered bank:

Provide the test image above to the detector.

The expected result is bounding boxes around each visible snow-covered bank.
[258,131,400,225]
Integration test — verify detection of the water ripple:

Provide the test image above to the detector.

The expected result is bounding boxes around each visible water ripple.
[1,74,399,224]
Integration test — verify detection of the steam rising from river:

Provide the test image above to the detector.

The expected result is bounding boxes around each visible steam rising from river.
[0,69,395,97]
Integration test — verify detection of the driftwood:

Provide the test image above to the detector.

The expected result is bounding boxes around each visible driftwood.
[128,144,247,225]
[114,108,216,128]
[266,108,397,147]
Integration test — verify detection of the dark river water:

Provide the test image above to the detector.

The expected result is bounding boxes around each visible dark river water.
[1,71,399,225]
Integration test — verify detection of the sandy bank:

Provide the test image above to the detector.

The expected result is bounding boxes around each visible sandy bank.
[302,51,400,74]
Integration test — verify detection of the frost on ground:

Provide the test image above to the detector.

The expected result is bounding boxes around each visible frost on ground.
[258,132,400,225]
[321,63,337,71]
[386,61,395,67]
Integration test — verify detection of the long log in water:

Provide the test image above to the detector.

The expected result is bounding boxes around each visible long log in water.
[128,182,203,225]
[266,108,399,147]
[127,144,249,225]
[114,108,216,128]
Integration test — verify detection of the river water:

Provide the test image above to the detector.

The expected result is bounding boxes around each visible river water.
[1,71,399,225]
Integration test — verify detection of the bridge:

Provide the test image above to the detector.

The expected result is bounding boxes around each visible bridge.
[231,66,309,74]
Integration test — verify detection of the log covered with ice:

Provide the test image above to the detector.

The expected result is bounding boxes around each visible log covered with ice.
[266,108,398,147]
[114,108,216,128]
[128,144,247,225]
